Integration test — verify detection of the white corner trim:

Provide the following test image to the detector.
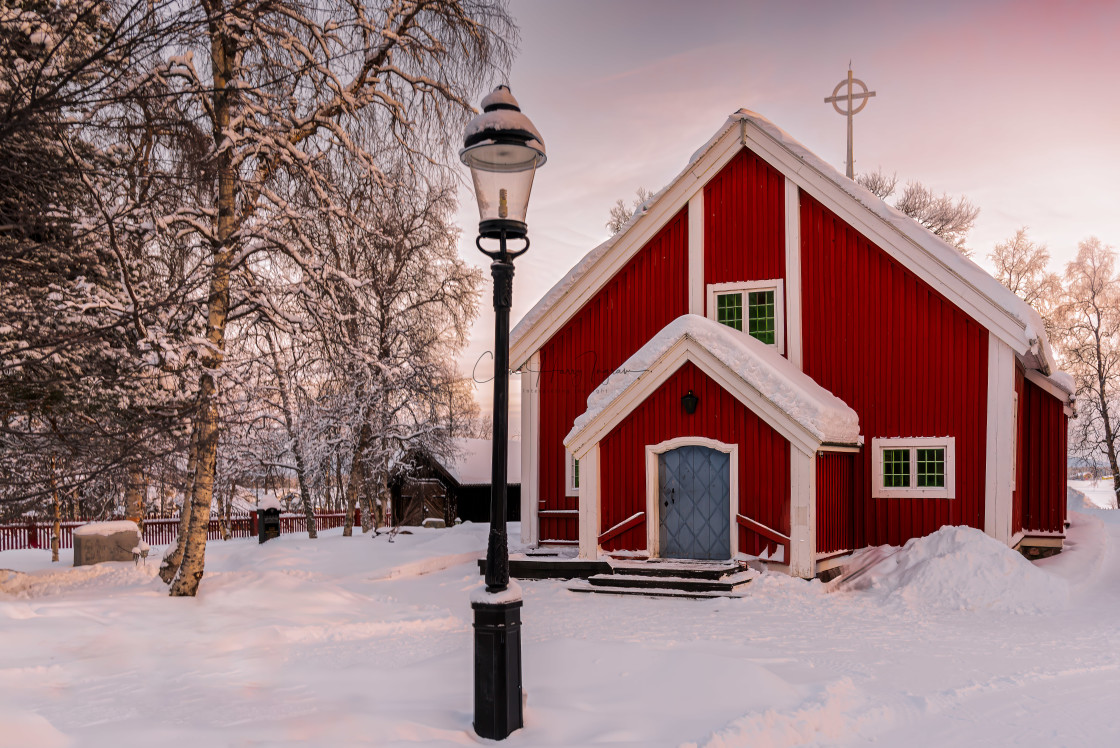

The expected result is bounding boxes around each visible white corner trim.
[784,178,803,369]
[985,337,1016,543]
[577,444,600,560]
[644,437,739,559]
[871,437,957,500]
[509,123,743,369]
[742,121,1032,357]
[520,353,540,545]
[788,449,815,578]
[705,280,786,356]
[688,192,705,315]
[566,336,825,458]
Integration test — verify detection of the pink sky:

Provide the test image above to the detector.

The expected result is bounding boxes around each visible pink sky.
[458,0,1120,431]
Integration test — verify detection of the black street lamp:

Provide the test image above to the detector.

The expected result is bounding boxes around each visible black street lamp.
[461,84,546,741]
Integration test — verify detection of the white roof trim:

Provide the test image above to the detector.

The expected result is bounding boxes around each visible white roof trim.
[563,315,861,458]
[1023,368,1075,404]
[511,110,1061,380]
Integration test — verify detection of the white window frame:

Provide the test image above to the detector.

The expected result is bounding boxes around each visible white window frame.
[706,280,785,355]
[871,437,956,499]
[565,451,580,497]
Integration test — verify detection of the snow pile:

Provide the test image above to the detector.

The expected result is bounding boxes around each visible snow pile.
[843,526,1068,614]
[72,520,139,537]
[567,315,860,446]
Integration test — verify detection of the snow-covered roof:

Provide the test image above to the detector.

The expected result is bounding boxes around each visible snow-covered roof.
[447,438,521,486]
[511,109,1071,397]
[257,495,282,512]
[565,315,861,454]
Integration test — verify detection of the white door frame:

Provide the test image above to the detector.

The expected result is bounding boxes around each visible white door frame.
[645,436,739,559]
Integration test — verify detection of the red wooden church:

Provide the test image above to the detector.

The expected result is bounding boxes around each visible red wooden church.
[511,111,1073,578]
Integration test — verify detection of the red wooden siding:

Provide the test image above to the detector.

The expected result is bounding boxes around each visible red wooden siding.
[597,361,791,557]
[1012,367,1027,535]
[800,192,990,547]
[1015,375,1068,534]
[816,452,856,554]
[703,148,786,303]
[537,210,689,542]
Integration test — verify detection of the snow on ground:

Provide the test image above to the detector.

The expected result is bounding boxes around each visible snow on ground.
[2,495,1120,747]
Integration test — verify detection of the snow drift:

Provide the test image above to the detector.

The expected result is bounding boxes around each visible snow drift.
[840,525,1068,614]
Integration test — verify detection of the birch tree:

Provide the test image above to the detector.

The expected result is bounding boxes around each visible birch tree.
[151,1,513,596]
[989,227,1061,339]
[307,164,481,534]
[1059,238,1120,508]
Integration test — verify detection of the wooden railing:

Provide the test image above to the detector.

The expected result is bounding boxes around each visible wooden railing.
[0,511,353,552]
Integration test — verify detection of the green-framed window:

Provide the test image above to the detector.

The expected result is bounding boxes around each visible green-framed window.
[872,438,955,498]
[916,448,945,488]
[573,457,580,489]
[747,290,776,345]
[714,286,779,346]
[715,293,742,332]
[883,449,910,488]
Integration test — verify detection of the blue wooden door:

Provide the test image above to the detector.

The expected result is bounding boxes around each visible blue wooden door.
[658,445,731,560]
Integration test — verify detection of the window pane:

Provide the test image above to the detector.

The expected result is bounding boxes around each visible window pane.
[917,448,945,487]
[573,458,580,489]
[716,293,743,331]
[883,449,910,488]
[747,290,776,345]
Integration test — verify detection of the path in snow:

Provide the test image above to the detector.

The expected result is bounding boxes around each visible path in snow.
[1,493,1119,747]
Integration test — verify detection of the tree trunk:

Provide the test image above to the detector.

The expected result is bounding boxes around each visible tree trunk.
[160,425,199,584]
[125,466,146,533]
[50,457,60,563]
[169,22,237,597]
[1092,323,1120,508]
[220,481,234,540]
[170,390,220,596]
[342,422,371,536]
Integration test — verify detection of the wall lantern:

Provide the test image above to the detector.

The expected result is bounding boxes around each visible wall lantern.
[681,390,699,415]
[460,85,547,240]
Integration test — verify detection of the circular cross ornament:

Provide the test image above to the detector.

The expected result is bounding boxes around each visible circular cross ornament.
[823,68,876,178]
[828,75,874,115]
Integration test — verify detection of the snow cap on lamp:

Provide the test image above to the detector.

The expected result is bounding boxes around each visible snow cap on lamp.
[461,85,546,239]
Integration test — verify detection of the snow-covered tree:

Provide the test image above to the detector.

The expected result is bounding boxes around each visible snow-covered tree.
[302,163,481,535]
[857,168,980,256]
[989,228,1061,339]
[150,0,514,596]
[1058,238,1120,508]
[0,1,200,511]
[606,187,653,234]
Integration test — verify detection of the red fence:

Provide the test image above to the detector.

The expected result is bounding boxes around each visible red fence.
[0,511,352,552]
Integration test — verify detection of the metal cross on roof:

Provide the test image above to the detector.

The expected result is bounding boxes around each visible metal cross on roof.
[824,66,875,179]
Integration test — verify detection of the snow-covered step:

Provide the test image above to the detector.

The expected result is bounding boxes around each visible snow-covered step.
[581,570,756,595]
[608,559,744,580]
[567,579,751,599]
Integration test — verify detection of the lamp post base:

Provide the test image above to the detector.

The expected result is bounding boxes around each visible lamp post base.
[472,597,524,740]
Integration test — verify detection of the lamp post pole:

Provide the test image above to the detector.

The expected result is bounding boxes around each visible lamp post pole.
[484,235,516,591]
[461,85,545,741]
